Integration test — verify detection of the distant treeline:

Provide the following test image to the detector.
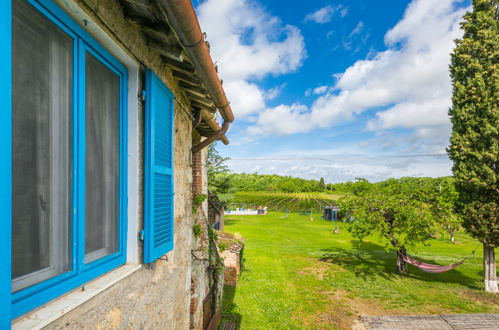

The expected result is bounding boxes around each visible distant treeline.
[210,172,455,195]
[210,172,329,194]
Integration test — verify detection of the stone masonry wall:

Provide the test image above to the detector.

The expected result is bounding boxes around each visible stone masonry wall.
[39,0,208,329]
[189,143,212,329]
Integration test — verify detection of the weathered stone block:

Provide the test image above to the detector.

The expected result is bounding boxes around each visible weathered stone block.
[221,245,243,287]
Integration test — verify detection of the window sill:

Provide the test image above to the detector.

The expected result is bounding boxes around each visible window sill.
[12,264,142,330]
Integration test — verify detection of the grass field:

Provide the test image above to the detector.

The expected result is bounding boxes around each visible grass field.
[221,212,499,329]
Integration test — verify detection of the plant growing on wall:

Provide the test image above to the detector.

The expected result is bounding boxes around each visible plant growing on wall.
[448,0,498,292]
[192,193,207,214]
[192,223,202,238]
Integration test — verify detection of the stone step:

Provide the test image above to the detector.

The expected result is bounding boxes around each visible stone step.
[220,320,237,330]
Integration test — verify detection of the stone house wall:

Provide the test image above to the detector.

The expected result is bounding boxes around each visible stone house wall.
[12,0,215,328]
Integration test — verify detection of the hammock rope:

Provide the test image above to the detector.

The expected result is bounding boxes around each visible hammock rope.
[399,243,480,274]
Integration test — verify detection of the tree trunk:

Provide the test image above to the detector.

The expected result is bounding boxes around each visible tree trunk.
[483,244,498,293]
[450,233,455,243]
[396,246,408,275]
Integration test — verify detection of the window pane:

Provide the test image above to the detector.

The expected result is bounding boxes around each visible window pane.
[84,53,120,263]
[12,0,73,292]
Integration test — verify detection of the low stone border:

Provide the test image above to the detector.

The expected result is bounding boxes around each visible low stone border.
[360,314,499,329]
[221,244,243,286]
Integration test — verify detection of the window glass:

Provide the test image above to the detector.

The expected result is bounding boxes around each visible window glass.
[84,52,120,263]
[11,0,73,292]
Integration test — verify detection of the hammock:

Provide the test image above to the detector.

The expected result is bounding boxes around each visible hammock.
[397,242,480,274]
[400,254,466,273]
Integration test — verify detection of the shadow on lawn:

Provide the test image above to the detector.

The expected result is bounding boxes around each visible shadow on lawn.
[224,218,242,227]
[318,240,480,289]
[221,285,243,329]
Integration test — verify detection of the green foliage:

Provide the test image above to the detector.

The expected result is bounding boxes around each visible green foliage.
[430,177,462,241]
[351,178,371,196]
[192,193,207,214]
[319,177,326,190]
[192,223,202,238]
[211,172,326,194]
[448,0,499,248]
[207,225,224,275]
[325,178,375,194]
[341,179,435,251]
[218,241,228,252]
[216,193,235,207]
[340,177,462,250]
[207,143,231,194]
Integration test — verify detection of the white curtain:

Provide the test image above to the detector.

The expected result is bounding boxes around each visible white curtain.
[12,0,72,292]
[84,52,120,263]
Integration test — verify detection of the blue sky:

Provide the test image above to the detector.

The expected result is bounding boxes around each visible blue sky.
[194,0,470,183]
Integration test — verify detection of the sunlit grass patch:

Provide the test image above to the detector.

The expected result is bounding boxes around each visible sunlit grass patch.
[221,212,499,329]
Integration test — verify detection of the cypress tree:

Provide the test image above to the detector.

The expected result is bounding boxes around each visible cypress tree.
[319,177,326,190]
[448,0,498,292]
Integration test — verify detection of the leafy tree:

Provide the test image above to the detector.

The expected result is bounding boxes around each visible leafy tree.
[341,179,449,274]
[281,181,298,193]
[207,144,229,179]
[448,0,498,292]
[431,178,462,243]
[207,143,231,196]
[220,172,334,193]
[351,178,371,196]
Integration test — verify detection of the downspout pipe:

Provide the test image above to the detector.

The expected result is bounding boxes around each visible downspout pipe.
[160,0,235,124]
[193,110,228,145]
[192,120,229,154]
[200,109,229,145]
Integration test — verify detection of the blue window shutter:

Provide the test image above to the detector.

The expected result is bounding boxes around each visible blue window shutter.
[0,0,12,326]
[144,69,175,263]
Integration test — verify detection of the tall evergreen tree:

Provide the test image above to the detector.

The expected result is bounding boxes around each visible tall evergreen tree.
[319,177,326,190]
[207,143,230,193]
[448,0,498,292]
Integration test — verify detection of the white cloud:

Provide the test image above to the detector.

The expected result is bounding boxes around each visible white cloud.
[196,0,306,117]
[349,21,364,37]
[305,85,329,96]
[366,98,451,131]
[305,5,348,24]
[312,85,328,95]
[227,147,452,183]
[340,7,348,18]
[246,0,467,149]
[305,6,336,24]
[247,103,311,136]
[224,80,265,117]
[265,83,287,100]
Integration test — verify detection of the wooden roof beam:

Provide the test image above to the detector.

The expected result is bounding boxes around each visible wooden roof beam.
[185,91,214,107]
[146,37,183,58]
[172,69,200,85]
[178,80,207,95]
[191,100,216,112]
[162,56,195,73]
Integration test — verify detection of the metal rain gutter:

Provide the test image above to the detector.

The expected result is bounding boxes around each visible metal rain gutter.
[200,110,229,145]
[159,0,234,150]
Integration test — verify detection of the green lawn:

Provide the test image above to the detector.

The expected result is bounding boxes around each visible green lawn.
[221,212,499,330]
